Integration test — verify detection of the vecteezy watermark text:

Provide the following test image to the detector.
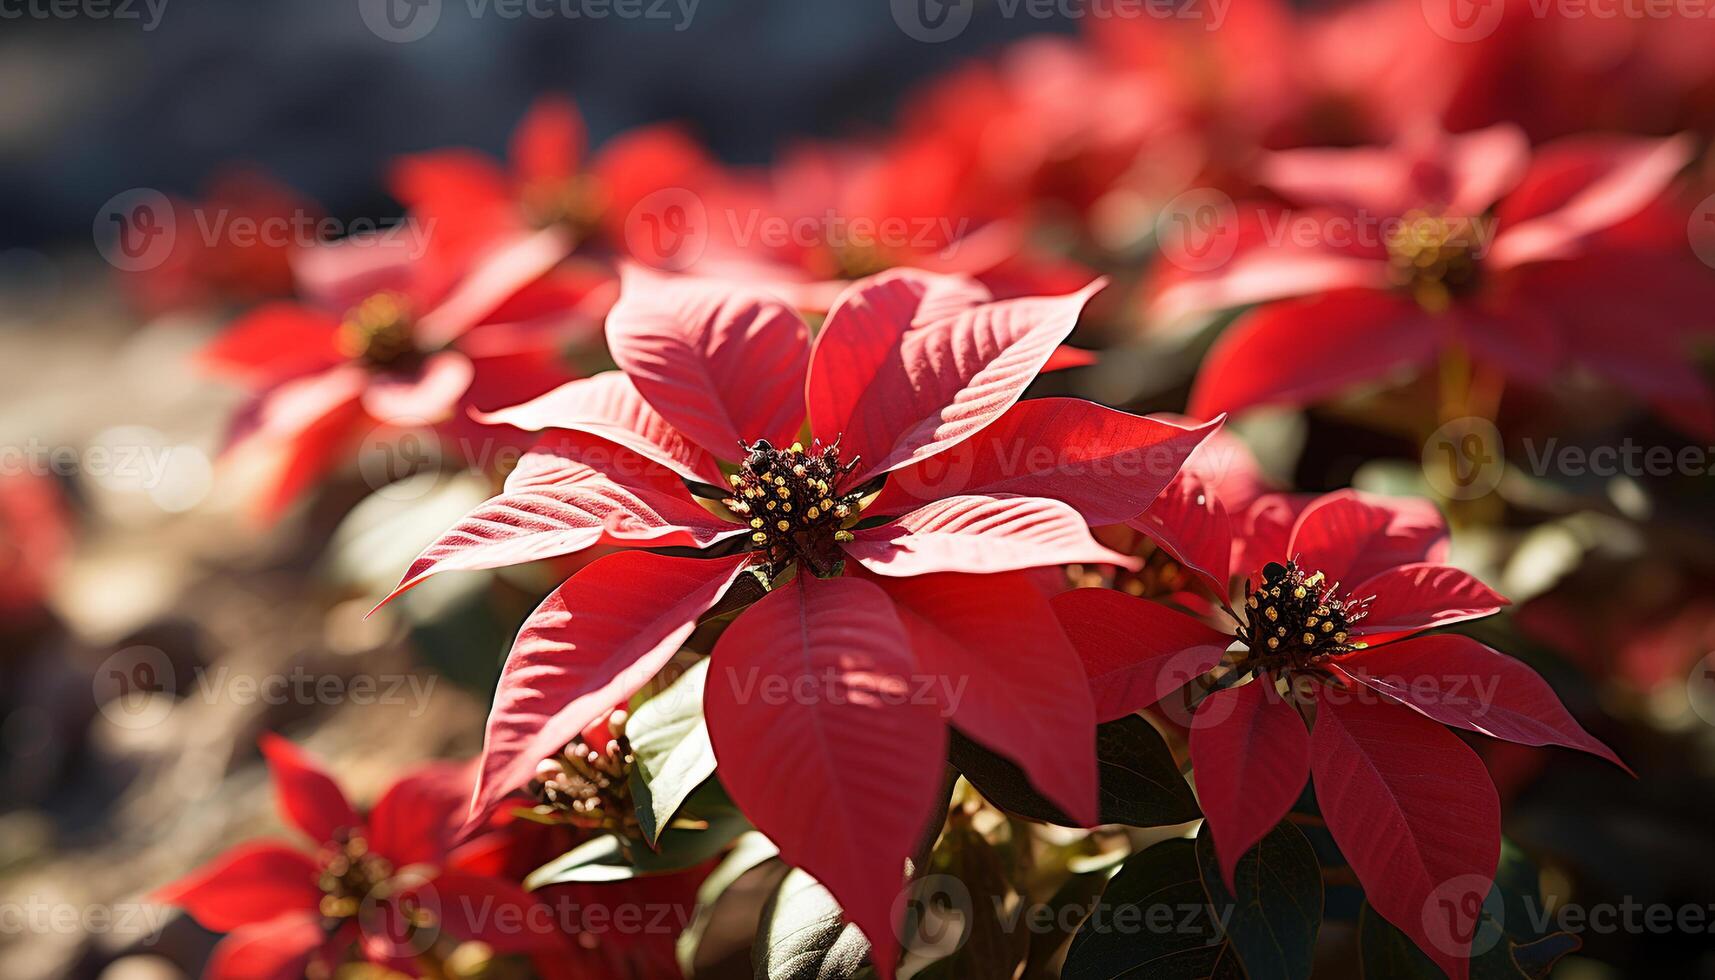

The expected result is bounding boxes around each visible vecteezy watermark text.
[0,0,166,30]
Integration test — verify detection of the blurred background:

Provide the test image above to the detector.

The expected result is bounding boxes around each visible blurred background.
[5,0,1715,977]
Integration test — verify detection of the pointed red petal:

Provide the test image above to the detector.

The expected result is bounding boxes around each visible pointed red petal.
[384,435,741,601]
[1128,472,1234,596]
[1311,692,1500,980]
[472,371,721,483]
[1335,634,1625,769]
[606,265,810,458]
[152,841,322,932]
[1350,563,1508,643]
[367,759,479,868]
[1233,492,1317,583]
[809,270,1104,484]
[705,574,946,979]
[845,494,1137,578]
[468,551,750,827]
[416,228,574,348]
[259,733,358,844]
[869,398,1219,526]
[1187,289,1439,419]
[1286,489,1450,588]
[877,571,1098,826]
[199,304,344,388]
[204,910,329,980]
[510,95,586,186]
[1050,588,1233,722]
[1191,679,1309,889]
[1491,134,1695,269]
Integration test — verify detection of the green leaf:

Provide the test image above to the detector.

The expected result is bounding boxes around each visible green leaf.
[1196,820,1322,980]
[950,716,1199,828]
[629,658,718,844]
[1063,839,1243,980]
[756,868,873,980]
[524,808,748,888]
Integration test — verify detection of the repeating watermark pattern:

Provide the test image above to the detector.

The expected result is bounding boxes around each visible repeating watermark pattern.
[0,0,167,29]
[1685,652,1715,727]
[1425,0,1715,43]
[891,0,974,42]
[94,647,438,730]
[624,188,711,272]
[1423,417,1506,501]
[886,439,1198,502]
[891,0,1227,42]
[1420,0,1505,41]
[93,189,175,273]
[1423,419,1715,500]
[93,190,437,272]
[716,666,968,717]
[895,873,1234,957]
[359,0,698,42]
[1,438,185,487]
[1155,189,1241,274]
[620,188,974,273]
[1419,883,1715,957]
[1421,874,1508,958]
[1688,194,1715,270]
[1,898,173,941]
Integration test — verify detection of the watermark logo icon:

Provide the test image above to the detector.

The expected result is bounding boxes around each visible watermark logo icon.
[1423,416,1505,501]
[360,0,442,42]
[1421,874,1505,959]
[894,873,974,958]
[357,420,445,500]
[1688,194,1715,270]
[93,646,176,730]
[1421,0,1504,42]
[94,189,175,272]
[892,0,973,42]
[624,188,710,272]
[1155,188,1239,273]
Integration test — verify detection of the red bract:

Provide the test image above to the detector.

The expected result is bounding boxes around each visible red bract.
[697,137,1097,312]
[153,735,565,979]
[121,170,317,315]
[390,95,720,267]
[1156,124,1715,435]
[202,228,590,519]
[382,265,1217,974]
[1052,489,1622,980]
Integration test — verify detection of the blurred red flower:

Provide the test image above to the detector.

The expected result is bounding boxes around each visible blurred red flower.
[200,227,598,519]
[1156,124,1715,435]
[154,735,566,978]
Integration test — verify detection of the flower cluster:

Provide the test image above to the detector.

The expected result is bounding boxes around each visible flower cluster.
[124,3,1715,979]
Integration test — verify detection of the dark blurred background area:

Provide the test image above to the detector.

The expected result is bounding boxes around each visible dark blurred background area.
[0,0,1071,250]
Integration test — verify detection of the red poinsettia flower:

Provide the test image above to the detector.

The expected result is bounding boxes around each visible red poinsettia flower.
[1154,123,1715,435]
[153,735,565,979]
[201,228,591,519]
[1052,489,1622,980]
[381,265,1217,975]
[390,95,720,268]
